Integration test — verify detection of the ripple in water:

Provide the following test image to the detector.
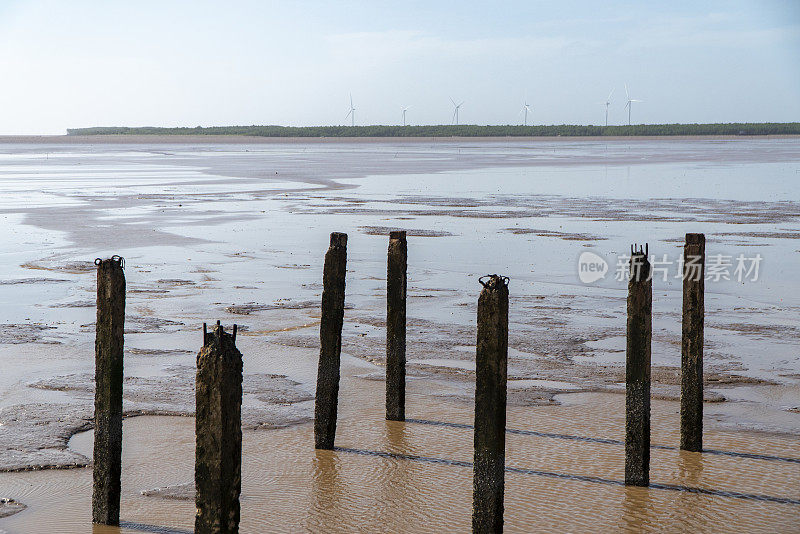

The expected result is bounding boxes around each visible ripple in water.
[1,379,798,533]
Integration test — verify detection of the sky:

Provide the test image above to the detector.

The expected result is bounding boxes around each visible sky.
[0,1,799,134]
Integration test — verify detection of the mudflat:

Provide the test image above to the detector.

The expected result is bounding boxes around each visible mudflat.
[0,138,798,532]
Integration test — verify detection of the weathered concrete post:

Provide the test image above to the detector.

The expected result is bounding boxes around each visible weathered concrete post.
[315,232,348,450]
[386,230,407,421]
[473,274,509,533]
[92,256,125,525]
[625,246,651,487]
[681,233,705,452]
[195,321,243,534]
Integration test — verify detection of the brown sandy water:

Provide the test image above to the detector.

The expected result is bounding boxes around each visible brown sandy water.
[1,365,798,534]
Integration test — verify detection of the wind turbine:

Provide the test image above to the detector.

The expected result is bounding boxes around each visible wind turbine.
[402,106,411,126]
[345,94,355,127]
[450,98,464,125]
[519,99,532,126]
[602,89,614,127]
[624,84,642,126]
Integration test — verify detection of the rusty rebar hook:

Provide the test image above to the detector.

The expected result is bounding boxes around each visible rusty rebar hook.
[94,256,125,269]
[479,274,510,288]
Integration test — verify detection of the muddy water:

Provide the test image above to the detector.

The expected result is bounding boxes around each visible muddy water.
[2,363,798,534]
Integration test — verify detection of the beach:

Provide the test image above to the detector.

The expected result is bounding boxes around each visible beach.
[0,137,798,532]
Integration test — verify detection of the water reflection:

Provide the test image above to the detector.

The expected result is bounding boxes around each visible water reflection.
[381,420,412,525]
[308,450,344,531]
[621,486,654,531]
[678,449,705,485]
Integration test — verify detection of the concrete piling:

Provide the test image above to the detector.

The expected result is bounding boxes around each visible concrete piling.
[314,232,348,450]
[681,233,705,452]
[473,274,509,533]
[386,230,407,421]
[195,321,243,534]
[625,245,651,487]
[92,256,126,525]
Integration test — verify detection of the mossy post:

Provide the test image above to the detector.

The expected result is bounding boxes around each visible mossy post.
[195,321,243,534]
[386,230,407,421]
[92,256,125,525]
[315,232,347,450]
[681,233,705,452]
[625,245,651,487]
[473,274,509,533]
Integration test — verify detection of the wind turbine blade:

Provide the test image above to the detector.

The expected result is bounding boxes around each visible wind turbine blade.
[350,94,353,107]
[345,109,352,119]
[608,88,614,101]
[459,101,464,107]
[450,97,457,107]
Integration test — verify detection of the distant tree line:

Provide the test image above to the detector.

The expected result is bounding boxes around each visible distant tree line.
[66,123,800,138]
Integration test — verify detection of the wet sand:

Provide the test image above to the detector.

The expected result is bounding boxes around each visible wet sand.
[1,138,799,531]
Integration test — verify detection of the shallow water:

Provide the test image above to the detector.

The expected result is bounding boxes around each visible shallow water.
[2,366,798,533]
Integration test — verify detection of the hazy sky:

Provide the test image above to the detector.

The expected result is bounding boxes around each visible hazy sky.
[1,1,799,134]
